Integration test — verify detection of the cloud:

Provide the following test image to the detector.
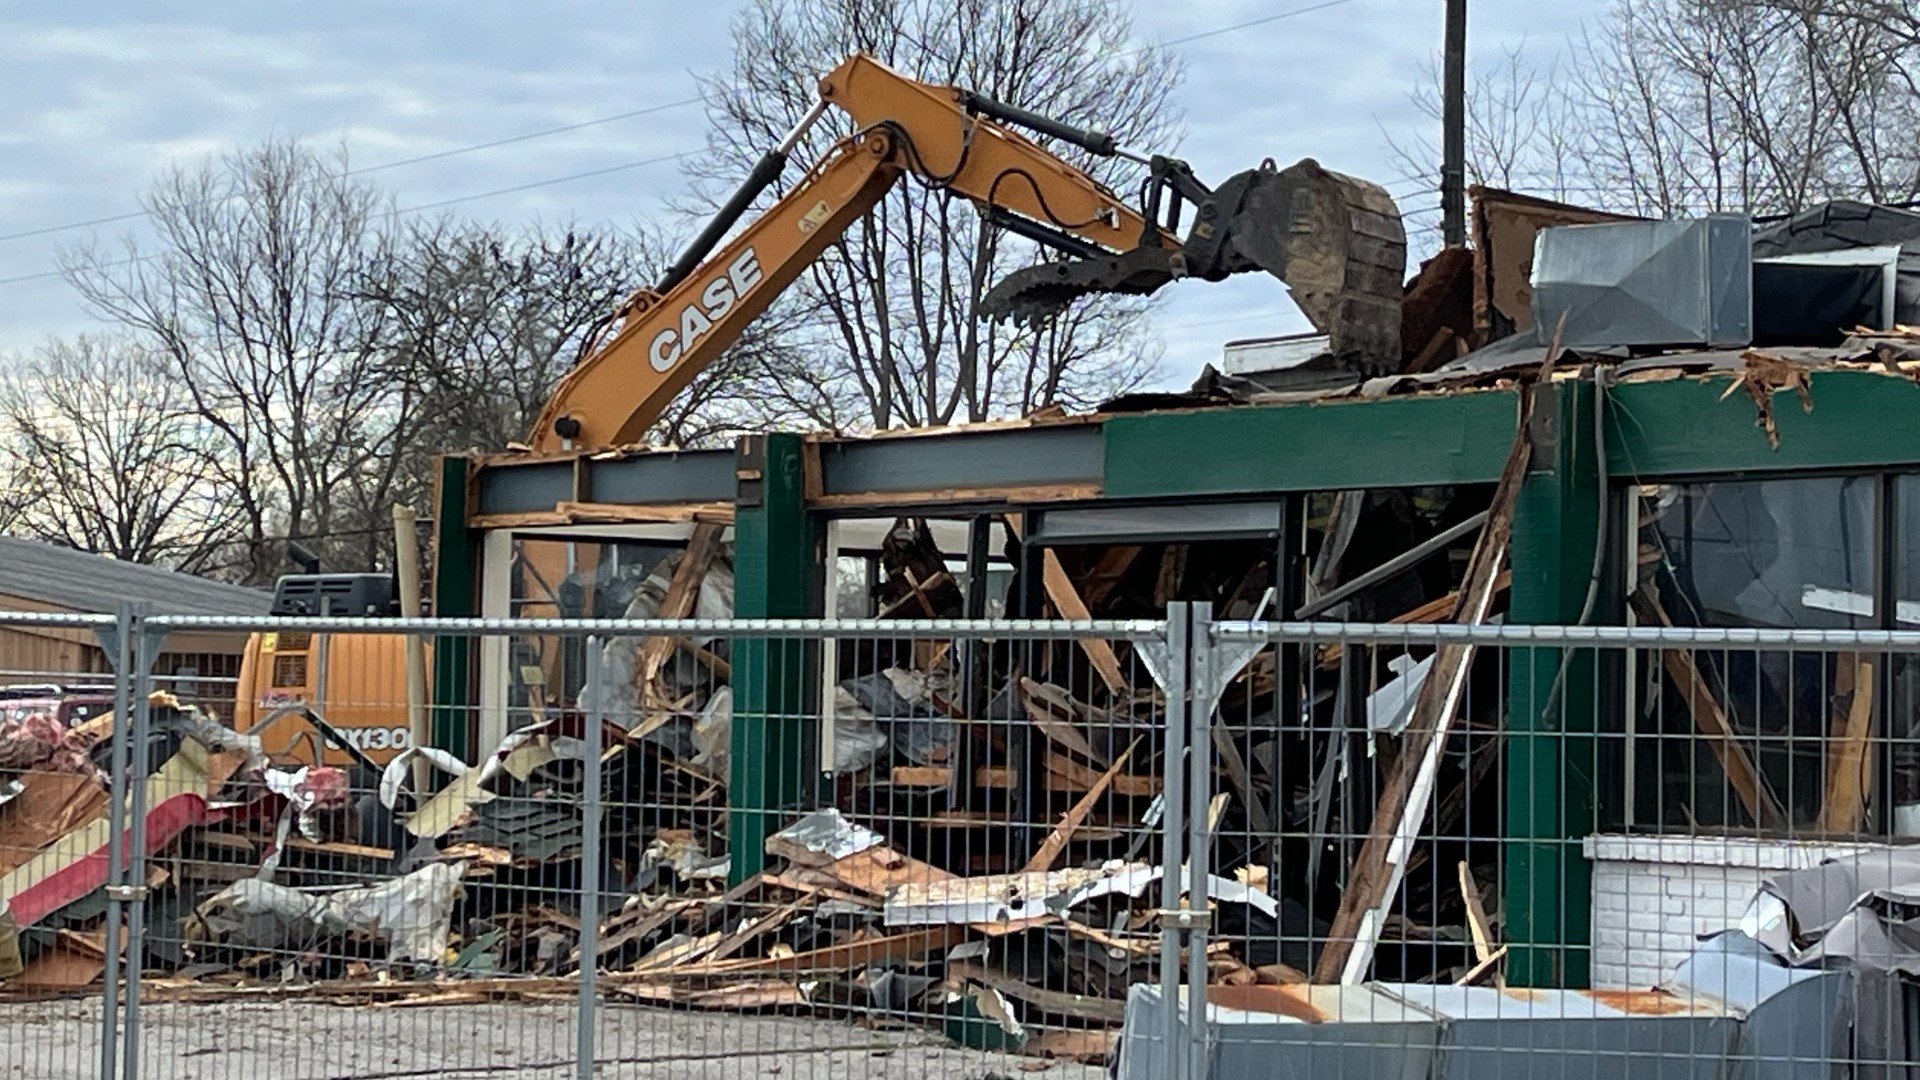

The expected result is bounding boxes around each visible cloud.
[0,0,1603,386]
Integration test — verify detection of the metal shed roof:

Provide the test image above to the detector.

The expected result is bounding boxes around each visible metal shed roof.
[0,537,270,617]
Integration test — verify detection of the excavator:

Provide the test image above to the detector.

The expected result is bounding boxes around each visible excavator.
[232,52,1406,766]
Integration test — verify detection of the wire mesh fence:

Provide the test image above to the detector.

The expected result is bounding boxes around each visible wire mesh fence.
[12,606,1920,1077]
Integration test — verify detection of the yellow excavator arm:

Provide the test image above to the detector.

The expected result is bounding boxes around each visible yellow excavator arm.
[527,53,1185,452]
[532,49,1406,451]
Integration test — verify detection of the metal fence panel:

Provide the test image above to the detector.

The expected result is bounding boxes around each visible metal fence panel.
[18,608,1920,1078]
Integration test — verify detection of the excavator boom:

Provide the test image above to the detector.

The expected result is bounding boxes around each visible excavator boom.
[528,52,1406,453]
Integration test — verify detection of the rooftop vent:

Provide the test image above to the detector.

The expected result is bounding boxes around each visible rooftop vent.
[1531,215,1752,350]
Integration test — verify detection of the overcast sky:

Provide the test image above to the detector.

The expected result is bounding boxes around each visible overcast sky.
[0,0,1600,391]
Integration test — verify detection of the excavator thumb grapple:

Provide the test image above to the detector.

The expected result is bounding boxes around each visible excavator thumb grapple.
[982,156,1407,373]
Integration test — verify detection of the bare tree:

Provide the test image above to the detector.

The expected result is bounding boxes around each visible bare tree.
[1386,42,1586,249]
[62,140,409,583]
[1387,1,1919,233]
[688,0,1179,431]
[361,216,809,462]
[0,334,240,571]
[1564,0,1919,216]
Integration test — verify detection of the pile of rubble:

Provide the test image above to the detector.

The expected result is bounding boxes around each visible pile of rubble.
[0,495,1521,1064]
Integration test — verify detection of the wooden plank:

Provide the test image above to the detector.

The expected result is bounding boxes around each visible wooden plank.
[636,522,727,687]
[1212,729,1272,836]
[1819,658,1876,834]
[592,898,705,961]
[1017,679,1108,765]
[1003,515,1128,693]
[1044,755,1160,797]
[470,502,733,529]
[1154,545,1188,607]
[699,898,810,967]
[1024,738,1140,873]
[284,838,405,861]
[947,961,1128,1023]
[1317,571,1513,667]
[665,926,968,977]
[626,691,697,744]
[761,873,880,908]
[630,930,726,973]
[1081,545,1146,608]
[1456,944,1508,986]
[686,981,808,1010]
[1405,326,1458,375]
[801,441,824,502]
[809,483,1101,510]
[889,766,954,787]
[1458,861,1496,966]
[818,845,954,898]
[1313,325,1558,986]
[879,569,951,619]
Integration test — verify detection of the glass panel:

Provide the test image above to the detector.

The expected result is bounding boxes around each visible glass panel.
[1631,476,1877,833]
[507,536,683,725]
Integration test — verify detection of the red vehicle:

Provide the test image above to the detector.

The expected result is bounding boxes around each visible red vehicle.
[0,684,117,728]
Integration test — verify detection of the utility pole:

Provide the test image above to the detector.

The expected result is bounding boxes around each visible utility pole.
[1442,0,1468,247]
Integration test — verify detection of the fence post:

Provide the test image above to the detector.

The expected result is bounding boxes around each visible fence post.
[97,602,135,1080]
[1153,603,1190,1080]
[119,604,164,1080]
[578,638,603,1080]
[1184,602,1215,1080]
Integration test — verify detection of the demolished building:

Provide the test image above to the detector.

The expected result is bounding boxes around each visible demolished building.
[10,188,1920,1069]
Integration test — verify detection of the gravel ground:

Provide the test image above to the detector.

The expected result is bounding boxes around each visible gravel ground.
[1,998,1109,1080]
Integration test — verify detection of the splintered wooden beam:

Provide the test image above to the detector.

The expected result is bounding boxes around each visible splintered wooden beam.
[877,569,952,619]
[635,522,726,687]
[1312,321,1561,986]
[1317,571,1514,668]
[1003,515,1128,694]
[1212,728,1273,835]
[1458,861,1496,966]
[1634,590,1787,831]
[1818,657,1875,834]
[1080,545,1145,608]
[1023,737,1140,873]
[1017,678,1109,765]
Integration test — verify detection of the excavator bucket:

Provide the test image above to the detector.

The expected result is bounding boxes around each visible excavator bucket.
[982,158,1407,373]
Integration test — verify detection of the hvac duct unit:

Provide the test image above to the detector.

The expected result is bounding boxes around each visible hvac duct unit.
[1530,215,1753,349]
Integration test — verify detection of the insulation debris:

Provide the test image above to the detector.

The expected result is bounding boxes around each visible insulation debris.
[186,862,465,967]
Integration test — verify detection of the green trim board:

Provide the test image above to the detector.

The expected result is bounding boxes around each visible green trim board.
[727,433,819,885]
[1102,389,1522,499]
[430,455,479,762]
[1606,369,1920,478]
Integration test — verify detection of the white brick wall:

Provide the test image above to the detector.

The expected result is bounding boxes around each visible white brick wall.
[1583,834,1875,990]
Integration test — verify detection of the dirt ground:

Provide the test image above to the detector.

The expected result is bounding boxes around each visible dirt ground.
[0,997,1110,1080]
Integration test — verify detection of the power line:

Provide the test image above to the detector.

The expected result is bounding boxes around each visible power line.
[0,150,699,287]
[1154,0,1364,48]
[396,150,698,214]
[2,5,1362,286]
[0,96,705,246]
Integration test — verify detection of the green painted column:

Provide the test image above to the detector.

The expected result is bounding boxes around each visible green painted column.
[430,455,479,762]
[1504,380,1603,988]
[728,433,818,884]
